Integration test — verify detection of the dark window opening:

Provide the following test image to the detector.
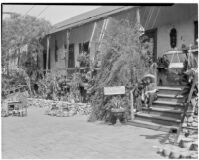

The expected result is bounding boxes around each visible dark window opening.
[48,49,51,70]
[55,39,58,62]
[68,44,75,68]
[79,41,89,54]
[141,28,157,62]
[79,42,90,67]
[194,21,198,45]
[43,50,47,70]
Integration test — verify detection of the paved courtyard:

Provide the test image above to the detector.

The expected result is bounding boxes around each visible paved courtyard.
[2,107,165,159]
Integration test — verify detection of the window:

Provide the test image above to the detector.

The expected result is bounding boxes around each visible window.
[79,41,89,54]
[55,39,58,62]
[79,42,90,67]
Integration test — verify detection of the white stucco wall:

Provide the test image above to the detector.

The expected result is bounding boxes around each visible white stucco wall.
[48,19,105,71]
[157,19,197,57]
[47,4,198,72]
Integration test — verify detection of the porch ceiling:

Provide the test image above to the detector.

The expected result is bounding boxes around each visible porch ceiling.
[140,4,198,30]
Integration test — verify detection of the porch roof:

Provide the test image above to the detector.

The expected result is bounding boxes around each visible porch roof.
[49,6,135,34]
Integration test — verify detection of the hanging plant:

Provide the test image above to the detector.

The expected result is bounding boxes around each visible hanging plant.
[157,55,170,69]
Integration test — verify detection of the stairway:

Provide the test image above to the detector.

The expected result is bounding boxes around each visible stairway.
[127,86,187,132]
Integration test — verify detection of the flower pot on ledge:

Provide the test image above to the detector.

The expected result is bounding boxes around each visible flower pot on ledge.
[110,108,126,125]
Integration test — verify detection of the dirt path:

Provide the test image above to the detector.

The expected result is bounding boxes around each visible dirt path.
[2,107,164,159]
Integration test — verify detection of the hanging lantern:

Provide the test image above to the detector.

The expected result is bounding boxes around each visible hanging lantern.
[170,28,177,48]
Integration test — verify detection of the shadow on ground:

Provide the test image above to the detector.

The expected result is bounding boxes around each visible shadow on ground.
[140,133,176,144]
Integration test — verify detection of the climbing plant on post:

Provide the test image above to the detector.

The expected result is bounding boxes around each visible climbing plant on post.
[88,17,153,122]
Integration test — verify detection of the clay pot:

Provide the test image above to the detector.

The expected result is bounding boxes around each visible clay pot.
[182,123,187,127]
[191,122,198,127]
[190,153,198,159]
[157,148,163,154]
[187,116,194,123]
[179,151,191,159]
[190,142,198,151]
[179,154,186,159]
[63,111,69,117]
[169,151,180,159]
[179,138,193,148]
[162,148,171,157]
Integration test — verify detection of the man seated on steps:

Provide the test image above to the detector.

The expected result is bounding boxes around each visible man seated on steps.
[134,73,158,112]
[143,76,158,109]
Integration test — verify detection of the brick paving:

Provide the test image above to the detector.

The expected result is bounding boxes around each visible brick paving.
[2,107,165,159]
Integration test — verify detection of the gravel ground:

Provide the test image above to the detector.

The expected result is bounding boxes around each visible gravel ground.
[2,107,165,159]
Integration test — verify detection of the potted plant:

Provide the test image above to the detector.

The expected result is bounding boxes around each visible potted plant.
[157,55,170,69]
[77,52,90,67]
[109,96,126,124]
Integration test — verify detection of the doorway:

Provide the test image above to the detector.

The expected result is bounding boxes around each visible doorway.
[142,28,157,62]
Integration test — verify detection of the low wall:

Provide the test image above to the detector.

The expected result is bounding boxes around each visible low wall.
[27,98,91,116]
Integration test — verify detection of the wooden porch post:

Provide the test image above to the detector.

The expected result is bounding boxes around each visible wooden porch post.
[136,7,140,24]
[130,89,134,120]
[46,35,50,73]
[130,8,141,120]
[65,30,70,72]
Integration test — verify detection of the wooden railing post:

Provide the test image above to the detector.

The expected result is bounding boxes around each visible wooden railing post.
[174,74,197,144]
[130,90,134,120]
[130,88,136,120]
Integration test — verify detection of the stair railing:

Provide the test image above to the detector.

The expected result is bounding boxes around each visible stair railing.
[174,73,197,144]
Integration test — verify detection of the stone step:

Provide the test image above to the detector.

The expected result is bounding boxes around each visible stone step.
[142,106,183,114]
[153,100,184,107]
[157,86,184,95]
[140,107,182,119]
[157,93,185,103]
[157,97,185,103]
[150,103,184,110]
[135,112,181,126]
[127,85,186,131]
[157,86,184,91]
[127,119,178,132]
[157,93,184,99]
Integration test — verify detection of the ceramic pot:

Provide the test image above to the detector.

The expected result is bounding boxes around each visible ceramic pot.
[169,151,180,159]
[162,149,171,157]
[179,138,193,148]
[190,143,198,151]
